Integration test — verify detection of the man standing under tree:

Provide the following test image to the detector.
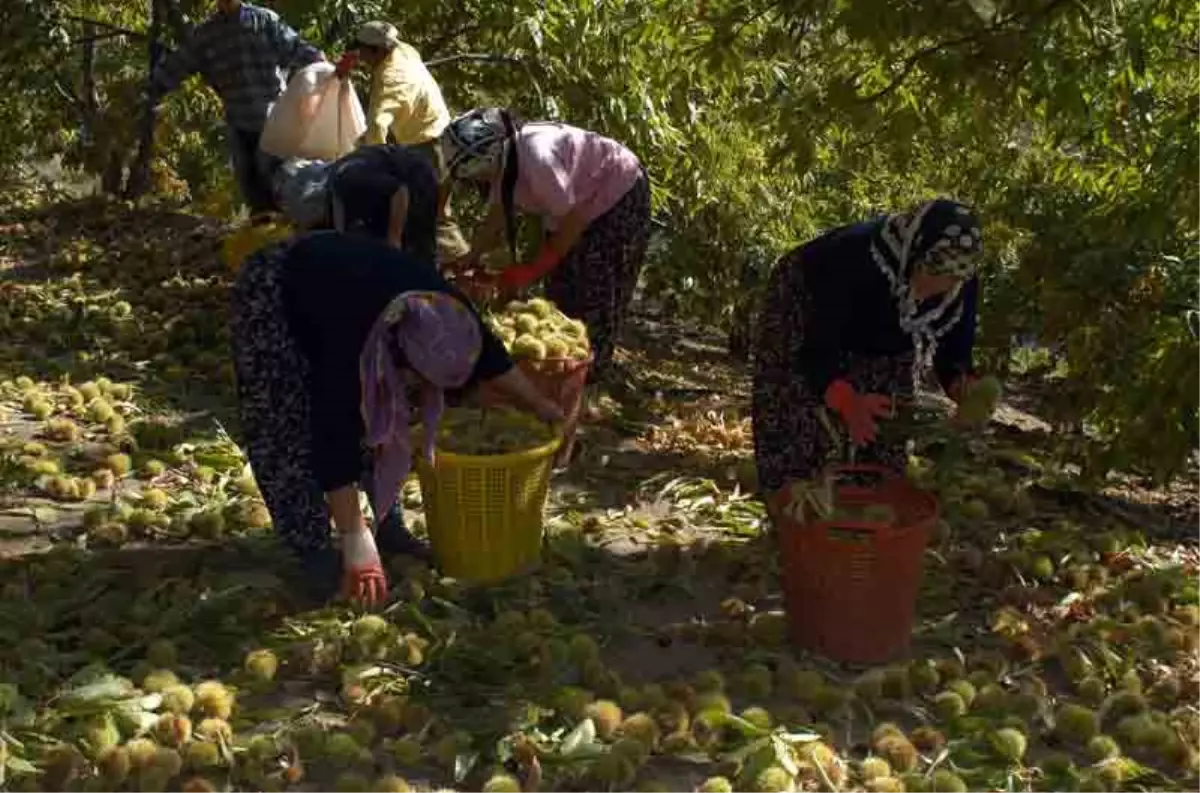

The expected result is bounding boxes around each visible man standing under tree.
[352,21,470,264]
[146,0,325,218]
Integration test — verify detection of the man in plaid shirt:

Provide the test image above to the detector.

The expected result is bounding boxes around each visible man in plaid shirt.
[148,0,325,216]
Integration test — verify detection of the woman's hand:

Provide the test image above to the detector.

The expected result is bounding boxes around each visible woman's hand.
[824,379,892,446]
[532,397,565,425]
[341,527,389,606]
[327,485,388,606]
[334,51,360,78]
[488,368,564,425]
[445,251,480,276]
[458,270,502,303]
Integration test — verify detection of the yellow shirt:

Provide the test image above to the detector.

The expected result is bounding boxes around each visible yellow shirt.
[363,43,451,147]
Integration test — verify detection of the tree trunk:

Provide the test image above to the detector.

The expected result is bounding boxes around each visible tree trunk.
[102,151,125,195]
[79,23,99,146]
[727,257,764,361]
[728,299,755,361]
[160,0,191,41]
[124,0,167,199]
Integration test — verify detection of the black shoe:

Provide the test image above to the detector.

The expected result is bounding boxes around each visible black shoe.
[375,508,434,564]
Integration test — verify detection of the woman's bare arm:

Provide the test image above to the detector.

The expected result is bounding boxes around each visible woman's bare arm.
[461,199,506,264]
[387,185,410,249]
[327,485,366,535]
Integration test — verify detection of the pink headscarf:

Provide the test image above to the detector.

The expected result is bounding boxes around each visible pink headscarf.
[360,291,482,520]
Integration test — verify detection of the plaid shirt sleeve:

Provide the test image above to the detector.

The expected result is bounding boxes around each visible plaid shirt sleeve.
[149,36,200,101]
[262,11,324,72]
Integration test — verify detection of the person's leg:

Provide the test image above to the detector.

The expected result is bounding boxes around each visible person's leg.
[230,245,340,601]
[544,186,646,383]
[359,451,433,563]
[228,126,263,214]
[248,130,282,215]
[412,139,470,265]
[435,218,471,264]
[603,174,652,386]
[751,249,832,517]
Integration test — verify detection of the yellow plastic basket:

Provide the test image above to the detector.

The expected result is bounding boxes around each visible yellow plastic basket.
[222,220,293,272]
[414,410,562,583]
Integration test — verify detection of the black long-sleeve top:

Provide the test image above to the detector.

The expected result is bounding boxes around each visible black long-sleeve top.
[327,144,439,261]
[280,231,513,492]
[793,219,979,395]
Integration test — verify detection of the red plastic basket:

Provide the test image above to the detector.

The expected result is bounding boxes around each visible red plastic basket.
[775,464,938,664]
[478,356,592,466]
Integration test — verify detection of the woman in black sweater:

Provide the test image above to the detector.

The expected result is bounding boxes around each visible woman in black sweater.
[752,199,988,505]
[271,143,441,257]
[230,231,562,605]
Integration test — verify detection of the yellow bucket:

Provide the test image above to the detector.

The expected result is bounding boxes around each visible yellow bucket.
[222,220,293,272]
[414,410,562,583]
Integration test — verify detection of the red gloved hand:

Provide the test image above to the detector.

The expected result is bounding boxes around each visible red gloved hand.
[824,379,893,446]
[496,245,563,290]
[334,51,360,78]
[343,563,388,606]
[341,529,388,606]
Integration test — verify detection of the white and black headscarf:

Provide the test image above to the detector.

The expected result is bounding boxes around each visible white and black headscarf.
[869,199,983,382]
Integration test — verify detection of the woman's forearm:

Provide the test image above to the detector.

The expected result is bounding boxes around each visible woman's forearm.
[490,367,558,418]
[545,207,589,259]
[327,485,366,535]
[466,202,505,260]
[387,186,410,249]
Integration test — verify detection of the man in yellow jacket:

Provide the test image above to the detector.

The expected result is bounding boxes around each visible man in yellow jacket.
[353,21,469,263]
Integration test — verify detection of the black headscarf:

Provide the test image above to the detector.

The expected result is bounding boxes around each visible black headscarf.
[327,145,440,262]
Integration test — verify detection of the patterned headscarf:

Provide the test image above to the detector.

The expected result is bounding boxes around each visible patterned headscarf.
[360,291,482,520]
[441,108,512,182]
[869,199,983,381]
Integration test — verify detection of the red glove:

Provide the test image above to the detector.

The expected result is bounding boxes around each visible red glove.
[496,245,563,290]
[341,529,388,606]
[824,379,893,446]
[334,51,360,78]
[343,563,388,606]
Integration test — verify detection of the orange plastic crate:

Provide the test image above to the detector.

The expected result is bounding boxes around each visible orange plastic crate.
[775,464,938,664]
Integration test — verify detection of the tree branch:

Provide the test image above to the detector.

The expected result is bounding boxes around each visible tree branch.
[424,22,484,59]
[426,53,525,68]
[857,0,1075,102]
[52,78,80,109]
[62,14,146,39]
[71,29,141,46]
[731,1,783,40]
[860,31,981,102]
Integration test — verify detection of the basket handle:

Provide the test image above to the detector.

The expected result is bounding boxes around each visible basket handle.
[821,463,904,488]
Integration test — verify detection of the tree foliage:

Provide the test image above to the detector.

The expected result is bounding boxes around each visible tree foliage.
[2,0,1196,478]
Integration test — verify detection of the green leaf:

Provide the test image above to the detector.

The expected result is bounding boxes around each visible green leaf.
[5,756,38,775]
[560,718,597,757]
[454,751,479,783]
[772,734,800,776]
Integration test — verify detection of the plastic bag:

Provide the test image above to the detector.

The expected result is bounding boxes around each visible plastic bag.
[272,157,333,228]
[259,62,366,161]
